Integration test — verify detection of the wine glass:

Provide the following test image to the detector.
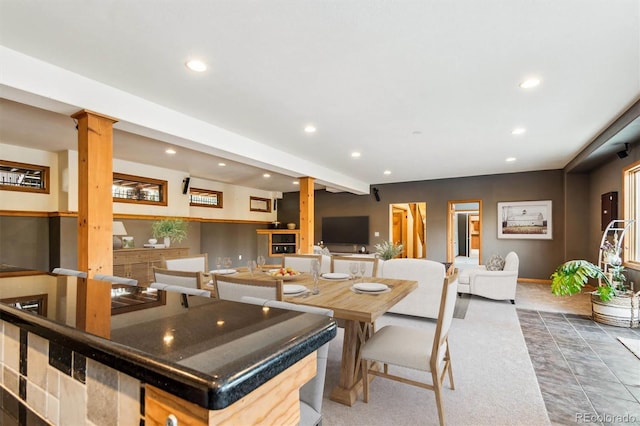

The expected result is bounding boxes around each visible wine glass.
[349,262,358,280]
[223,257,232,270]
[359,262,367,283]
[311,259,321,294]
[247,260,257,276]
[257,255,266,272]
[215,257,223,271]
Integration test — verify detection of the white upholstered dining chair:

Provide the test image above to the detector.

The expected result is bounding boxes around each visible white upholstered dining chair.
[240,296,334,426]
[283,254,330,274]
[330,255,379,277]
[214,274,284,302]
[162,253,208,272]
[151,267,211,307]
[360,271,458,426]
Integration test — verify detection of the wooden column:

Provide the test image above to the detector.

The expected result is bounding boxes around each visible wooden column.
[298,177,315,254]
[72,110,118,338]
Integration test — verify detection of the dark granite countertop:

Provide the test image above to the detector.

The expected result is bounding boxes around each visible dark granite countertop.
[0,293,336,410]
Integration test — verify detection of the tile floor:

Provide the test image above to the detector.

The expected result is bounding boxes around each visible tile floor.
[517,308,640,425]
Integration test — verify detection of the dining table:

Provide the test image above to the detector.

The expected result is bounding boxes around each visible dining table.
[225,269,418,406]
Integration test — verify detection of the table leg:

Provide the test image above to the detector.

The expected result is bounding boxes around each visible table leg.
[329,319,373,406]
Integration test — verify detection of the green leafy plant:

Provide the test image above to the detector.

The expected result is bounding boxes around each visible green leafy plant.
[550,260,617,302]
[151,218,188,243]
[374,240,403,260]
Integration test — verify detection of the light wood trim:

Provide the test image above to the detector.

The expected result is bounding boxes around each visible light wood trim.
[74,109,117,339]
[299,177,314,254]
[0,210,273,225]
[446,199,482,264]
[144,352,316,426]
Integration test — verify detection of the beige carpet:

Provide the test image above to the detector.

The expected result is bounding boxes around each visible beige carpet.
[618,337,640,359]
[321,295,550,426]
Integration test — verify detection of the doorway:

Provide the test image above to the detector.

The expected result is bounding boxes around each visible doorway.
[389,202,426,258]
[447,200,482,267]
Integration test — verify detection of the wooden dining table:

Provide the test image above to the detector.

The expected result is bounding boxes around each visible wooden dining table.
[227,270,418,406]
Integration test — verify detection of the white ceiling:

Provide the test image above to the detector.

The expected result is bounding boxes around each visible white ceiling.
[1,0,639,195]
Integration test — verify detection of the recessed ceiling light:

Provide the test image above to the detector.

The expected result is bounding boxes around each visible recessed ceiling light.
[218,162,226,167]
[506,157,517,162]
[304,125,316,133]
[351,152,361,158]
[519,78,541,89]
[263,173,271,178]
[165,148,176,155]
[186,59,207,72]
[511,128,526,135]
[384,170,392,175]
[293,181,299,185]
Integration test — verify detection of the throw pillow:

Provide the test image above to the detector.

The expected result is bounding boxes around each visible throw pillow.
[486,254,505,271]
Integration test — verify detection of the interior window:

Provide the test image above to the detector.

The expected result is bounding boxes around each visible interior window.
[623,160,640,267]
[0,160,49,193]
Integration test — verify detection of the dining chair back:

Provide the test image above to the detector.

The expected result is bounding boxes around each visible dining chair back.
[240,296,334,426]
[331,256,379,277]
[283,254,325,273]
[162,253,208,272]
[214,274,283,302]
[360,270,459,426]
[152,267,211,307]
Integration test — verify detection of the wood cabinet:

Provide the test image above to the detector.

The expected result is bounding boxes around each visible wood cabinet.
[111,247,189,315]
[113,247,189,286]
[256,230,299,263]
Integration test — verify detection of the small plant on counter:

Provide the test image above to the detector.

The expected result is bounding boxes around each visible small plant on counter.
[151,218,188,243]
[374,240,404,260]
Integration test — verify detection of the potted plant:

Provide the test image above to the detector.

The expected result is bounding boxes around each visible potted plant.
[151,218,188,247]
[374,240,404,260]
[551,260,639,328]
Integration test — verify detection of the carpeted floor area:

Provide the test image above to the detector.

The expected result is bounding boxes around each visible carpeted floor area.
[321,293,550,425]
[319,283,640,425]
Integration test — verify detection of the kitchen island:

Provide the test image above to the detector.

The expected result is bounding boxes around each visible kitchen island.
[0,277,336,425]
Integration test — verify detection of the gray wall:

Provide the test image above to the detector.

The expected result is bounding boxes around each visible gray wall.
[0,216,49,272]
[200,222,263,269]
[585,142,640,289]
[281,170,568,280]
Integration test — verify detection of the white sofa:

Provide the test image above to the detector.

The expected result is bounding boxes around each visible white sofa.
[376,258,447,319]
[457,251,519,304]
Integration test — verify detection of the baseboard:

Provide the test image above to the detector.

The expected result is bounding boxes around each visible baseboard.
[518,278,551,285]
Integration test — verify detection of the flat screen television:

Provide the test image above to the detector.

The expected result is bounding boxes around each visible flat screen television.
[321,216,369,245]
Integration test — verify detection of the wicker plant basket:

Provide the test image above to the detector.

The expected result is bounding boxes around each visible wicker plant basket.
[591,292,640,328]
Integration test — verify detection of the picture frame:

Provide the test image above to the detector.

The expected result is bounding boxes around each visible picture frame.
[497,200,552,240]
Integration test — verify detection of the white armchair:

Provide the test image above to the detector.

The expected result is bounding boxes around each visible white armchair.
[458,251,519,304]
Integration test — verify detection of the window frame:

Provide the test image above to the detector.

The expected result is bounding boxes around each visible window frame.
[112,172,168,206]
[249,196,271,212]
[0,160,50,194]
[622,160,640,270]
[189,187,223,208]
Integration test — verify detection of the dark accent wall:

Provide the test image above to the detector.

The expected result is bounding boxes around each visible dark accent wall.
[280,170,568,280]
[584,142,640,289]
[200,222,263,269]
[0,216,49,272]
